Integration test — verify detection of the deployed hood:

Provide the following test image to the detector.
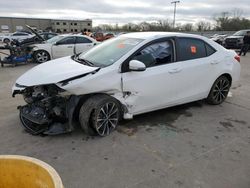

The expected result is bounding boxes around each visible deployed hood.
[16,56,99,87]
[26,25,45,42]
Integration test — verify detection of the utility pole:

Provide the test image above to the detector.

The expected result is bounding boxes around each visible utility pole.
[171,1,180,28]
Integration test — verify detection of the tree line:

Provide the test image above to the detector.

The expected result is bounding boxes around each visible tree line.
[94,9,250,32]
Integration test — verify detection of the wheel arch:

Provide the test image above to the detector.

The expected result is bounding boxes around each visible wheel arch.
[71,93,125,127]
[207,72,233,98]
[219,73,232,86]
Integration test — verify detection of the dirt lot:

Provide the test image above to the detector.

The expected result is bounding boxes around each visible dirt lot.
[0,55,250,188]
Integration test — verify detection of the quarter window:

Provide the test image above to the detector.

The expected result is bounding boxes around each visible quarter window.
[177,38,206,61]
[205,43,216,56]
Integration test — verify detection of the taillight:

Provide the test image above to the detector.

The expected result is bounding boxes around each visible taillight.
[234,55,240,63]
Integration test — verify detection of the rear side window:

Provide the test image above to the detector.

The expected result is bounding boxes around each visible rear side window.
[177,38,207,61]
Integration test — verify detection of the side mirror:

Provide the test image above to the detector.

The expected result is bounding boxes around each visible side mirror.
[129,60,146,72]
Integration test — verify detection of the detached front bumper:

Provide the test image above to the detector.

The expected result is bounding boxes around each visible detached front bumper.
[13,83,81,135]
[19,95,80,135]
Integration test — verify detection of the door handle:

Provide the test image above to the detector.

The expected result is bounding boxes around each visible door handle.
[168,68,182,74]
[210,60,220,65]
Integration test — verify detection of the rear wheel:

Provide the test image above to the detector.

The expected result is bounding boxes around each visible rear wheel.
[34,50,50,63]
[206,76,231,105]
[79,95,121,137]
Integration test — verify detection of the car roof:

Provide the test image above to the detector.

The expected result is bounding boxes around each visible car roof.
[121,32,206,40]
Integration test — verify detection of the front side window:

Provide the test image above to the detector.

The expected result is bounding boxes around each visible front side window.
[79,37,144,67]
[132,41,173,67]
[177,38,206,61]
[57,37,75,45]
[76,37,92,44]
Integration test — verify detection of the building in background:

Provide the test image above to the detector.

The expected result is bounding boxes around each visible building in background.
[0,17,92,33]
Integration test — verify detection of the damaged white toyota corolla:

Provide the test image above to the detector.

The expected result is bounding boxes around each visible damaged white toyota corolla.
[12,32,241,137]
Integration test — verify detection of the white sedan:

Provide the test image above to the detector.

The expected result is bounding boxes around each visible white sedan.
[1,32,34,43]
[13,32,241,136]
[32,35,98,63]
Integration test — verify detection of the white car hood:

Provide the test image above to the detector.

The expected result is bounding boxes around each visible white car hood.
[16,56,99,87]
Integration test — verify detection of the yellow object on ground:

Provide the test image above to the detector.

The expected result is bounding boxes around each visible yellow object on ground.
[0,155,63,188]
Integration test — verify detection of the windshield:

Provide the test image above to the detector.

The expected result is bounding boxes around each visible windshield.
[79,37,144,67]
[46,35,64,43]
[233,30,247,36]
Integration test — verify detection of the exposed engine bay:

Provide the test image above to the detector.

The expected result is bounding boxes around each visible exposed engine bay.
[17,84,76,135]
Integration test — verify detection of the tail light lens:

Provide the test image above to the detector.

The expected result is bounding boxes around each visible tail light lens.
[234,55,240,63]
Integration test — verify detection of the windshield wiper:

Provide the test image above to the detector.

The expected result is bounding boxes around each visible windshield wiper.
[73,55,95,67]
[81,58,95,67]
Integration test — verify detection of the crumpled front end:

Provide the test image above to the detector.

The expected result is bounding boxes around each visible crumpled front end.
[14,84,79,135]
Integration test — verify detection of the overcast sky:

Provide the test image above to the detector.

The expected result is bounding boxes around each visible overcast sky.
[0,0,249,26]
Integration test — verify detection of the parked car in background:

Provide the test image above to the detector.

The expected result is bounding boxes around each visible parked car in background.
[12,32,241,137]
[210,34,227,46]
[1,32,34,43]
[31,34,98,63]
[224,29,250,49]
[93,32,115,42]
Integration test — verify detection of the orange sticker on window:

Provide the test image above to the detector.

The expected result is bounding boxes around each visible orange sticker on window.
[191,46,197,54]
[117,43,125,48]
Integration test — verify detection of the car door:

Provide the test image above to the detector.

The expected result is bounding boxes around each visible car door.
[172,37,218,102]
[75,36,95,54]
[122,38,182,114]
[51,36,75,59]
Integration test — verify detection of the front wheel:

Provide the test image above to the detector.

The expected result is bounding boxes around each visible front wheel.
[206,76,231,105]
[79,95,121,137]
[34,50,50,63]
[3,38,10,43]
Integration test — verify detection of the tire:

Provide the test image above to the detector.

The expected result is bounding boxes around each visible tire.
[206,76,231,105]
[34,50,50,63]
[79,94,121,137]
[3,38,10,43]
